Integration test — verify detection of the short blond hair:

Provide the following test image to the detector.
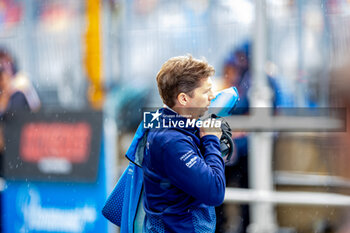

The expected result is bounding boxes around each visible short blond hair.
[156,55,215,107]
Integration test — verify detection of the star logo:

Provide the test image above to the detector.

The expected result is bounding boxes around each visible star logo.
[150,109,161,122]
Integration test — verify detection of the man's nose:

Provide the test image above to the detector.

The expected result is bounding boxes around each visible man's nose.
[209,92,215,101]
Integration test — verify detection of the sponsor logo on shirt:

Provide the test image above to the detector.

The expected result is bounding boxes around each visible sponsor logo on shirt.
[185,156,198,168]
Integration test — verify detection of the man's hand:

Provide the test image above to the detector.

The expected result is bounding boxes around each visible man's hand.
[199,118,222,139]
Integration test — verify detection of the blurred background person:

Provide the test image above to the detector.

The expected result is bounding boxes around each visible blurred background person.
[0,47,41,233]
[0,47,41,178]
[0,48,40,112]
[0,62,32,166]
[0,63,32,232]
[215,40,284,233]
[0,64,30,115]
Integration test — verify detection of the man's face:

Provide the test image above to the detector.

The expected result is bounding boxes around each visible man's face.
[186,77,215,118]
[0,58,14,76]
[224,65,240,86]
[0,71,11,91]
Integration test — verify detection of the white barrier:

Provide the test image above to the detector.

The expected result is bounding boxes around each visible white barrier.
[224,187,350,206]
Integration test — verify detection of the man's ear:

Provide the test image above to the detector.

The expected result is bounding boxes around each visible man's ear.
[177,93,188,106]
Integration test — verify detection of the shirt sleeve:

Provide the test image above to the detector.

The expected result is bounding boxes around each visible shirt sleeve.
[160,134,225,206]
